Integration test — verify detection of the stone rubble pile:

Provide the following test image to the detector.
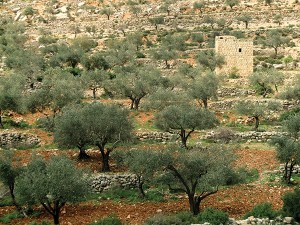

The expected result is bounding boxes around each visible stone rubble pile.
[91,173,139,193]
[0,131,40,148]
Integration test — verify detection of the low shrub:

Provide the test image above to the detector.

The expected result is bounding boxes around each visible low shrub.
[196,207,229,225]
[99,187,139,202]
[244,202,279,219]
[0,211,22,224]
[143,214,186,225]
[36,116,54,132]
[89,215,123,225]
[136,51,146,58]
[213,127,236,143]
[0,196,13,207]
[224,167,259,185]
[279,107,300,121]
[3,118,31,129]
[282,188,300,222]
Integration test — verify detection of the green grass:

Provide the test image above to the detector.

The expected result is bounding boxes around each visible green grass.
[0,196,13,207]
[88,187,165,203]
[0,211,22,224]
[292,174,300,183]
[240,142,275,151]
[2,118,32,129]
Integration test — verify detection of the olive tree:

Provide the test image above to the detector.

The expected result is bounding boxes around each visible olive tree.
[193,1,205,13]
[16,156,89,224]
[159,147,236,215]
[54,103,132,171]
[126,31,144,51]
[106,39,136,69]
[100,7,114,20]
[15,155,89,225]
[281,74,300,100]
[155,104,218,148]
[225,0,239,9]
[174,63,219,108]
[152,33,186,68]
[26,68,85,117]
[236,14,252,29]
[235,100,281,130]
[249,68,284,98]
[0,149,23,211]
[149,16,164,30]
[0,74,26,128]
[271,114,300,184]
[54,104,91,160]
[259,29,293,57]
[270,137,300,184]
[107,65,169,110]
[196,49,225,71]
[83,103,133,172]
[81,70,110,100]
[113,149,162,198]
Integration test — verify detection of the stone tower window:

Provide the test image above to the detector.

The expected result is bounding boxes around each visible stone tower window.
[238,48,242,52]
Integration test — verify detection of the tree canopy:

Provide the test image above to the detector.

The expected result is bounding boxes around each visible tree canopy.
[15,155,89,225]
[155,104,218,148]
[159,146,236,215]
[249,68,284,98]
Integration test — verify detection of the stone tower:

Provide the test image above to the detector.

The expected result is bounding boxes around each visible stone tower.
[215,36,253,76]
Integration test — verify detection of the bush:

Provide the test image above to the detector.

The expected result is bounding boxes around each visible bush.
[244,202,279,219]
[224,167,259,185]
[89,215,123,225]
[143,214,186,225]
[0,211,21,224]
[279,107,300,121]
[213,127,236,143]
[36,116,55,132]
[136,51,146,58]
[196,208,229,225]
[228,67,240,79]
[0,196,13,207]
[4,118,31,129]
[282,188,300,222]
[23,6,36,16]
[99,187,140,202]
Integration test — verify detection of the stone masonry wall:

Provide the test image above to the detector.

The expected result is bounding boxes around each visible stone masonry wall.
[0,132,40,148]
[215,36,253,77]
[91,173,139,193]
[203,131,288,143]
[135,132,177,142]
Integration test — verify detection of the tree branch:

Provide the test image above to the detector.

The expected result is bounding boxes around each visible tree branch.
[166,164,190,194]
[167,184,186,193]
[186,128,195,140]
[41,202,54,216]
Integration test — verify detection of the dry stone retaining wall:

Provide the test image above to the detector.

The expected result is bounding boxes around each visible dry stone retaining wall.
[193,216,295,225]
[135,132,177,142]
[203,131,288,143]
[0,132,40,148]
[278,164,300,174]
[217,87,256,98]
[91,173,139,193]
